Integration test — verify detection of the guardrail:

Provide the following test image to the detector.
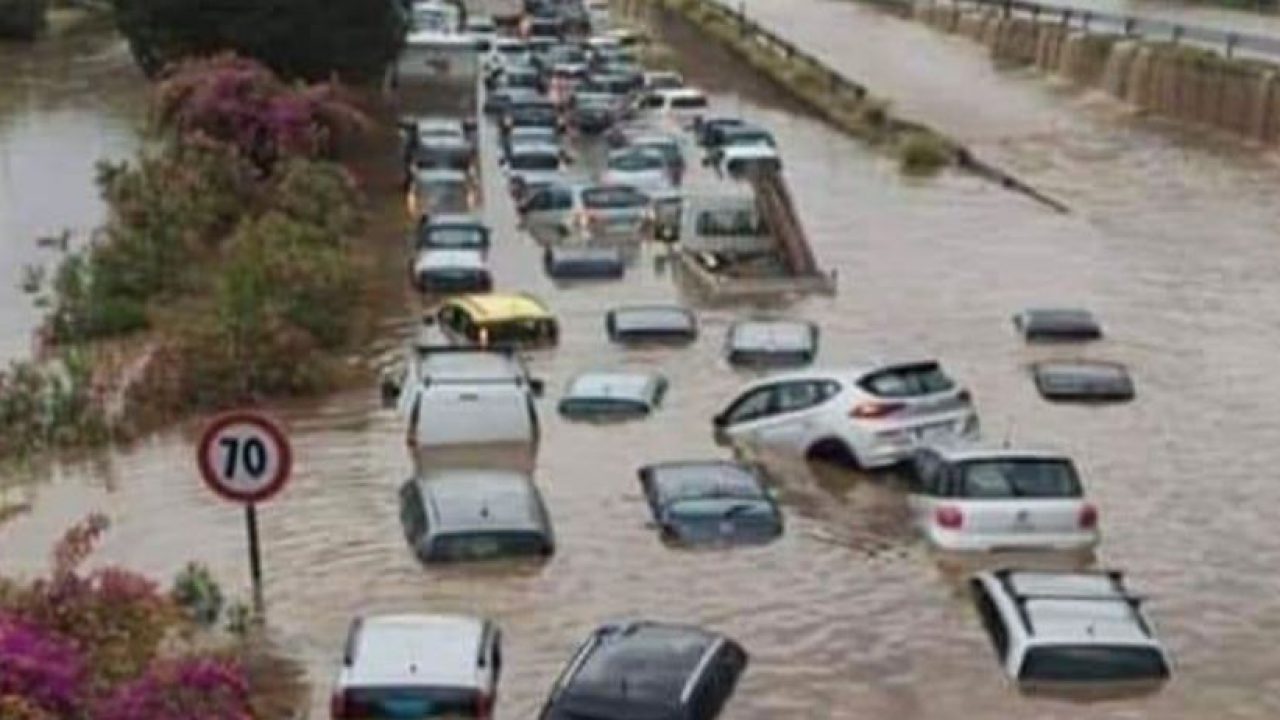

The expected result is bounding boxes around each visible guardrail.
[949,0,1280,60]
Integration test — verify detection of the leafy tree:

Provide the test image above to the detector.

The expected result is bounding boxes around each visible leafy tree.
[110,0,406,82]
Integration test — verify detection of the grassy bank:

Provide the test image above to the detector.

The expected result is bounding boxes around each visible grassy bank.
[628,0,957,175]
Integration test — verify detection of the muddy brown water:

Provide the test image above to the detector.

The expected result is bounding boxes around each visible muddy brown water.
[4,13,1280,720]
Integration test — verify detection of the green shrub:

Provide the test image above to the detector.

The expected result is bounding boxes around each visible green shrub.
[897,131,954,176]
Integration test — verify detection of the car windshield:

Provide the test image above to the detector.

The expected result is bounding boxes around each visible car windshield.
[726,130,774,146]
[480,319,557,345]
[559,397,648,417]
[582,187,647,209]
[1021,645,1169,682]
[422,227,485,249]
[510,153,560,171]
[576,95,614,109]
[431,531,548,561]
[695,208,765,236]
[609,152,663,172]
[667,495,769,517]
[341,686,479,718]
[959,459,1082,499]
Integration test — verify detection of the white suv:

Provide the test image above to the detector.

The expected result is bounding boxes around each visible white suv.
[906,446,1099,552]
[970,570,1172,689]
[331,613,502,719]
[713,360,979,469]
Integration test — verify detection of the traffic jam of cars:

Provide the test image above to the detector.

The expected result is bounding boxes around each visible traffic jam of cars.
[346,0,1167,717]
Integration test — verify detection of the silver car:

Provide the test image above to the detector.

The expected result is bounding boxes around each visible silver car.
[399,468,555,563]
[525,183,652,239]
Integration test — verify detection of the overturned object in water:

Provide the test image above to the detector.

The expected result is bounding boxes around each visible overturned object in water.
[544,246,625,280]
[1013,308,1102,342]
[1032,360,1135,403]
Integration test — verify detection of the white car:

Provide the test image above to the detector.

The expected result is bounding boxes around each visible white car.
[647,87,709,130]
[713,360,979,469]
[386,346,545,468]
[602,148,670,195]
[906,446,1099,552]
[412,248,492,294]
[330,613,502,719]
[485,38,530,75]
[970,570,1172,688]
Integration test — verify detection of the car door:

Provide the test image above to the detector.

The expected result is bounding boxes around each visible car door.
[745,381,835,452]
[524,186,572,231]
[905,451,944,528]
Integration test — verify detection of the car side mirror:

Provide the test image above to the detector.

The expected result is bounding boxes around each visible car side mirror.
[712,412,728,428]
[380,370,403,407]
[529,378,546,397]
[422,315,437,326]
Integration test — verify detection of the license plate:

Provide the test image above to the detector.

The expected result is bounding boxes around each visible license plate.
[915,423,953,443]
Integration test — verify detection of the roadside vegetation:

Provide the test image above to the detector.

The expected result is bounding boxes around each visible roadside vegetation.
[1,52,380,463]
[0,515,307,718]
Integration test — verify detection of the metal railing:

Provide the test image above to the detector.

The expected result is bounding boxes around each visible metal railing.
[951,0,1280,60]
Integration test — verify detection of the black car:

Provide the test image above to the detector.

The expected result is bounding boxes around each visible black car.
[503,100,562,137]
[568,93,617,134]
[639,461,783,547]
[694,117,747,148]
[539,622,748,720]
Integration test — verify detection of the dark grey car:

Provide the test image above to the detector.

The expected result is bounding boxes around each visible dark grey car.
[399,469,555,564]
[539,622,748,720]
[639,461,782,547]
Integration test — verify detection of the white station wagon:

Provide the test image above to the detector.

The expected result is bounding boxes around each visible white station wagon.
[970,570,1171,689]
[906,445,1100,553]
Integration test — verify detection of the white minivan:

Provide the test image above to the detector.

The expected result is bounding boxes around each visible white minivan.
[384,346,544,468]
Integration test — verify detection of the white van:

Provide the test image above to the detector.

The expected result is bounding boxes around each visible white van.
[384,347,544,467]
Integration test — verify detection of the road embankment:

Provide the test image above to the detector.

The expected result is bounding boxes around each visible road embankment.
[917,2,1280,145]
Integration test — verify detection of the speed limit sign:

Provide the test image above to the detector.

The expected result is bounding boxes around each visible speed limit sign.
[197,411,293,504]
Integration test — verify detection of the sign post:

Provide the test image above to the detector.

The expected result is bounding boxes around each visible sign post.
[197,411,293,616]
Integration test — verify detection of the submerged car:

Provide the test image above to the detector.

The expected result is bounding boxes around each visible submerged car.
[605,304,698,344]
[524,183,652,239]
[400,468,555,563]
[639,461,783,547]
[725,319,819,367]
[538,622,748,720]
[714,360,980,469]
[543,246,625,280]
[1013,308,1103,342]
[407,168,474,220]
[970,569,1171,691]
[431,293,560,349]
[602,148,671,194]
[558,371,667,419]
[1032,360,1135,403]
[330,614,501,720]
[412,249,492,294]
[413,213,491,253]
[906,445,1100,553]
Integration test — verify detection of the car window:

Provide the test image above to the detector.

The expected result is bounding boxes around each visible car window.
[609,152,663,172]
[971,580,1009,662]
[959,460,1082,499]
[510,153,561,171]
[725,386,776,424]
[582,187,648,210]
[695,208,764,237]
[638,94,663,109]
[341,686,479,718]
[861,363,955,398]
[423,227,486,249]
[1020,646,1169,682]
[774,381,829,414]
[910,452,942,495]
[399,482,427,542]
[431,532,550,561]
[670,95,708,109]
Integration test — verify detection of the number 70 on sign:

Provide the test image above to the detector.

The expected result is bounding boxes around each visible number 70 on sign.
[197,412,293,504]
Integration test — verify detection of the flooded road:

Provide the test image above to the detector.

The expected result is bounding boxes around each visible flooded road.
[0,33,145,362]
[4,9,1280,720]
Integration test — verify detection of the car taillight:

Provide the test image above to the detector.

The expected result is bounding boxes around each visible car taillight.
[935,506,964,529]
[329,691,347,719]
[1079,503,1098,529]
[475,692,494,719]
[850,401,905,419]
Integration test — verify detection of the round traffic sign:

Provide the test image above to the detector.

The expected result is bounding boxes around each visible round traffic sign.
[197,411,293,504]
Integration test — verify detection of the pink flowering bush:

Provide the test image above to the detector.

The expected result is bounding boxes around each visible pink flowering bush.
[0,516,259,717]
[156,53,369,174]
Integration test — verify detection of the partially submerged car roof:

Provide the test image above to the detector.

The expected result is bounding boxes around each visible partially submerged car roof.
[606,305,697,341]
[726,319,818,366]
[559,371,666,418]
[1032,360,1134,402]
[544,246,625,279]
[1014,308,1103,341]
[640,461,766,501]
[416,469,547,534]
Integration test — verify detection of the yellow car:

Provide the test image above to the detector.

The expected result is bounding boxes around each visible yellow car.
[431,293,559,348]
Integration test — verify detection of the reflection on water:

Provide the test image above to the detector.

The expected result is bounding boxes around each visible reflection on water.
[0,34,145,363]
[4,12,1280,720]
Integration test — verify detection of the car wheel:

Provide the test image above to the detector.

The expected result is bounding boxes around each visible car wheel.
[806,438,860,470]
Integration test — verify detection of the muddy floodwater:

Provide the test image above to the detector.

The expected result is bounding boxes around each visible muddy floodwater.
[5,8,1280,719]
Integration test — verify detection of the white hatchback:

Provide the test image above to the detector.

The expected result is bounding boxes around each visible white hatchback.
[713,360,979,469]
[906,446,1099,552]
